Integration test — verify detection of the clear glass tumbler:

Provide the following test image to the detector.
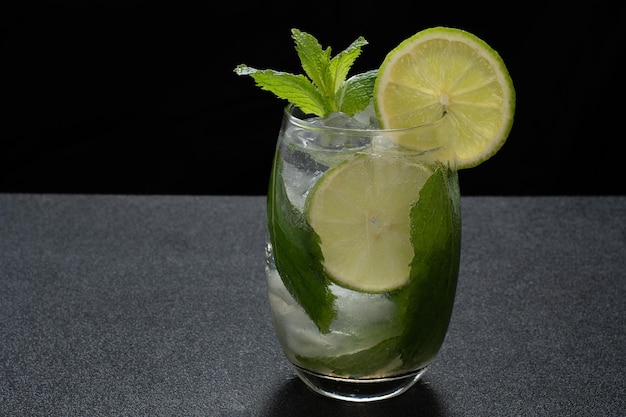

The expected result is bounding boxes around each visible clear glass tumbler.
[265,105,461,402]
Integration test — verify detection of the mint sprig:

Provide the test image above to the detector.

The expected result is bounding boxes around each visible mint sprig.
[234,29,376,118]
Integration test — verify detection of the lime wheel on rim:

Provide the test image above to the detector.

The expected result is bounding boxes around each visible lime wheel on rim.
[374,26,515,168]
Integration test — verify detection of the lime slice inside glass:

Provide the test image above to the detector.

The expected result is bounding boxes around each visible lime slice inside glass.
[306,153,432,293]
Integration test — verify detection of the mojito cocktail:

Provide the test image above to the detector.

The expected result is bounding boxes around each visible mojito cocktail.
[236,27,515,401]
[266,105,460,400]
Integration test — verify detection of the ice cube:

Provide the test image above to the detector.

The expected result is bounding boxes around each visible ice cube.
[320,112,370,129]
[281,159,321,211]
[352,103,380,129]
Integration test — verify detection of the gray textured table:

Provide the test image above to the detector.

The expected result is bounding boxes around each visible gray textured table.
[1,194,624,416]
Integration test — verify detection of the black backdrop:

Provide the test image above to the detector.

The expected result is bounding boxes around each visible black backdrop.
[3,1,624,195]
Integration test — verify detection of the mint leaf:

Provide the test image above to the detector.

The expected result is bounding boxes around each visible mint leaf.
[235,29,372,118]
[267,150,337,333]
[336,69,377,116]
[391,166,461,369]
[291,29,333,102]
[328,35,368,97]
[234,66,331,117]
[296,336,401,378]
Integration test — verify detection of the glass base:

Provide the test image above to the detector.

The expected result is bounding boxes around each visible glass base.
[292,365,428,402]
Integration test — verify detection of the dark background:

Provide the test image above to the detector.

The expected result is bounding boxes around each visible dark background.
[2,1,624,196]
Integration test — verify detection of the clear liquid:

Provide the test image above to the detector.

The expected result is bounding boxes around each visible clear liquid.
[265,109,460,383]
[266,249,408,377]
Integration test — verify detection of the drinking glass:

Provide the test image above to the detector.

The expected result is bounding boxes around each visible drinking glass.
[264,105,461,402]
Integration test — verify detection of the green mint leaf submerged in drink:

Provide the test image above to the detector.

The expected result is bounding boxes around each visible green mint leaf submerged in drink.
[267,151,337,333]
[296,336,402,379]
[234,29,375,118]
[395,166,461,369]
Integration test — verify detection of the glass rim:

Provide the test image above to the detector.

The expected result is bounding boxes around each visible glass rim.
[283,104,447,134]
